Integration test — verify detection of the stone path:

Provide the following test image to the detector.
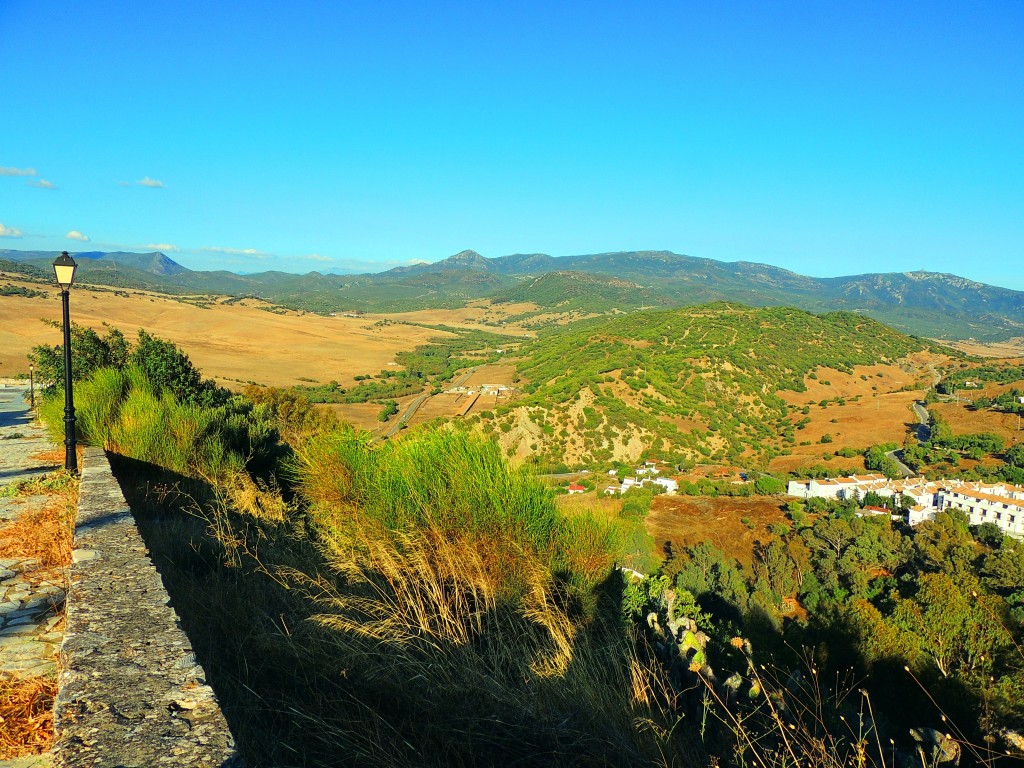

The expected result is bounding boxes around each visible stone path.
[1,383,64,768]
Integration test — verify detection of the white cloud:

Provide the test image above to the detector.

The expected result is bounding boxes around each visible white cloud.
[408,259,430,265]
[29,179,56,189]
[136,176,166,188]
[66,230,90,242]
[0,223,23,238]
[201,246,271,258]
[144,242,179,252]
[304,253,334,262]
[0,166,36,177]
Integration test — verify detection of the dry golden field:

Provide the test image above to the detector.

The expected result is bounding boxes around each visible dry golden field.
[930,398,1024,447]
[0,276,532,390]
[645,495,788,566]
[943,337,1024,358]
[768,357,942,474]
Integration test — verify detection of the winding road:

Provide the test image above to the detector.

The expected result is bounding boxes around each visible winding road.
[884,397,933,478]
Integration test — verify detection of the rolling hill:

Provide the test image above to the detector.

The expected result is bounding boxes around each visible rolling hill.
[3,247,1022,340]
[469,304,938,468]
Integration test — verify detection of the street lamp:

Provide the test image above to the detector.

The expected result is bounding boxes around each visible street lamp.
[53,252,78,473]
[29,363,35,410]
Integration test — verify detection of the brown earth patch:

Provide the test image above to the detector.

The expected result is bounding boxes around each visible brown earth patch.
[322,402,389,434]
[408,393,467,426]
[457,363,517,389]
[645,495,787,567]
[930,400,1024,446]
[769,391,922,474]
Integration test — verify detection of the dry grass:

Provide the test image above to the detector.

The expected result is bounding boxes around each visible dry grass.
[0,467,75,756]
[27,449,65,463]
[645,495,788,567]
[0,476,76,569]
[942,337,1024,357]
[555,492,624,522]
[0,281,532,387]
[931,397,1024,447]
[0,673,57,759]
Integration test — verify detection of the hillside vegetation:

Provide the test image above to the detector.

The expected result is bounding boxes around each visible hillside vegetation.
[475,304,930,467]
[489,271,671,324]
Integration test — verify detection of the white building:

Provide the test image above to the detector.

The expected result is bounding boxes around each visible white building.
[652,477,678,495]
[938,485,1024,539]
[788,473,1024,539]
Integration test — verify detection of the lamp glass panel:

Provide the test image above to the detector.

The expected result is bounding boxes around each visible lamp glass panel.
[54,264,77,287]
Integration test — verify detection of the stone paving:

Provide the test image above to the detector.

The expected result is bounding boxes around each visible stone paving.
[1,383,64,768]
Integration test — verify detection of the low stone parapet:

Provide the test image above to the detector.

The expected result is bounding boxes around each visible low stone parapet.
[53,446,241,767]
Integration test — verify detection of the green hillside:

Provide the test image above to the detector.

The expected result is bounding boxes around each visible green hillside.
[4,247,1023,339]
[490,271,672,320]
[477,304,929,467]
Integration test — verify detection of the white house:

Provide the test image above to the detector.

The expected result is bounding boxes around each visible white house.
[938,486,1024,539]
[652,477,678,495]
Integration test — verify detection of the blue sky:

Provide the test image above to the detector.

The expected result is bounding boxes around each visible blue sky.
[1,1,1022,288]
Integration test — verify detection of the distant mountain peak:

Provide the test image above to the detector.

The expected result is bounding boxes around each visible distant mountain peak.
[445,249,488,268]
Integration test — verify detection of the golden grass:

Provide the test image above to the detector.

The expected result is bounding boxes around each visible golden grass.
[0,487,76,568]
[0,673,57,759]
[0,283,532,387]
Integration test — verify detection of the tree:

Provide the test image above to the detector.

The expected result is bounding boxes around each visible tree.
[378,400,399,422]
[752,539,800,604]
[894,572,1011,679]
[1006,442,1024,469]
[753,474,785,495]
[975,522,1005,550]
[913,511,975,577]
[980,539,1024,595]
[29,322,130,387]
[131,330,226,407]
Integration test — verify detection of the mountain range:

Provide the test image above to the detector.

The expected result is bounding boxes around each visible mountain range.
[3,247,1023,341]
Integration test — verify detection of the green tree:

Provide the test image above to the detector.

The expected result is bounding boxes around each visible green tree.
[131,329,226,407]
[980,539,1024,595]
[29,322,130,387]
[894,572,1012,679]
[1006,442,1024,468]
[913,511,975,577]
[378,400,399,422]
[753,474,785,495]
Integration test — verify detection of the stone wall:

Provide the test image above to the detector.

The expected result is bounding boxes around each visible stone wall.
[53,446,241,767]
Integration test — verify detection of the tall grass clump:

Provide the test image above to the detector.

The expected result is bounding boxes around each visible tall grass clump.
[269,425,697,765]
[39,364,269,482]
[292,425,615,596]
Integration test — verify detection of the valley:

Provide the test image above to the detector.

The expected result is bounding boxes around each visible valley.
[8,255,1024,767]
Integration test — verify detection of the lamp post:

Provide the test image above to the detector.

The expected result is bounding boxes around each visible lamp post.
[53,252,78,473]
[29,364,35,410]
